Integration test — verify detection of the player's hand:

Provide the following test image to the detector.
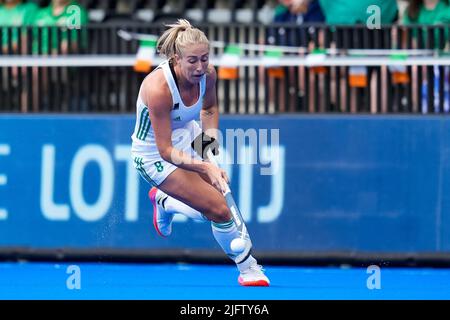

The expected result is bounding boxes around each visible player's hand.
[204,162,229,194]
[221,168,230,186]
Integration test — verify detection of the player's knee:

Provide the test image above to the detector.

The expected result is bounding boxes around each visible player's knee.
[209,202,231,223]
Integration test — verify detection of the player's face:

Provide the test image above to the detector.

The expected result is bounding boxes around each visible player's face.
[177,43,209,85]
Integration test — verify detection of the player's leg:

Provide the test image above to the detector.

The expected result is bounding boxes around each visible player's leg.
[135,155,209,234]
[157,168,231,222]
[149,187,208,222]
[160,169,269,286]
[146,126,215,222]
[135,156,269,286]
[159,168,250,260]
[193,163,270,286]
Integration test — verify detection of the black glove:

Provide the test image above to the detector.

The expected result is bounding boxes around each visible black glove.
[191,132,219,159]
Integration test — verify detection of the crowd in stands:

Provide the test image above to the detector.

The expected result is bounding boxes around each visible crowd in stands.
[0,0,449,26]
[1,0,450,114]
[1,0,450,53]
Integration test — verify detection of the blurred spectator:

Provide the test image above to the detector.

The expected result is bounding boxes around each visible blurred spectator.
[0,0,38,113]
[402,0,450,47]
[402,0,450,46]
[269,0,324,48]
[319,0,398,25]
[32,0,88,54]
[403,0,450,25]
[31,0,88,112]
[317,1,399,113]
[0,0,38,52]
[266,0,325,112]
[397,0,409,21]
[274,0,324,24]
[402,0,450,113]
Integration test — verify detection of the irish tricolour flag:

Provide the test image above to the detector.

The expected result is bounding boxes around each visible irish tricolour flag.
[218,45,242,80]
[134,40,157,73]
[264,48,285,78]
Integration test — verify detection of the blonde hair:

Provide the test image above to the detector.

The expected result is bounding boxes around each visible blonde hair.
[157,19,209,62]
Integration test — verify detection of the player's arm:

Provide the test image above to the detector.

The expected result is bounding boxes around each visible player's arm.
[201,65,219,140]
[193,65,220,159]
[144,74,225,190]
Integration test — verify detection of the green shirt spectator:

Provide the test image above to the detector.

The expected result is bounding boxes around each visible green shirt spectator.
[403,0,450,24]
[319,0,398,25]
[402,0,450,48]
[32,0,88,54]
[0,0,38,51]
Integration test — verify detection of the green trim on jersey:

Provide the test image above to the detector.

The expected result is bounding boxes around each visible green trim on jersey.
[136,108,151,141]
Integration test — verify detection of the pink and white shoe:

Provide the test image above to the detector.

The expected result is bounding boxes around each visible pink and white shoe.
[148,187,173,237]
[238,264,270,287]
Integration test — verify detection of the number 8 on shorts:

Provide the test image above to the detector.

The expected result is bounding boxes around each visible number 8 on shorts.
[154,161,164,173]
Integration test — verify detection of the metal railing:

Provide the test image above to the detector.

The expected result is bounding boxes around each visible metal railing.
[0,23,449,114]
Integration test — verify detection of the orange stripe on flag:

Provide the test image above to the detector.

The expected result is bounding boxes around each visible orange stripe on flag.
[218,67,239,80]
[349,74,367,87]
[392,71,410,84]
[267,67,285,78]
[349,66,367,87]
[311,66,327,74]
[389,66,410,84]
[134,60,152,73]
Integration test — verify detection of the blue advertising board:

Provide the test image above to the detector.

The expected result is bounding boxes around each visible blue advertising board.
[0,115,449,254]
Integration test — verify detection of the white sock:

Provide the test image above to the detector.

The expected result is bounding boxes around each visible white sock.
[237,255,257,273]
[211,219,240,260]
[211,219,257,271]
[156,189,207,221]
